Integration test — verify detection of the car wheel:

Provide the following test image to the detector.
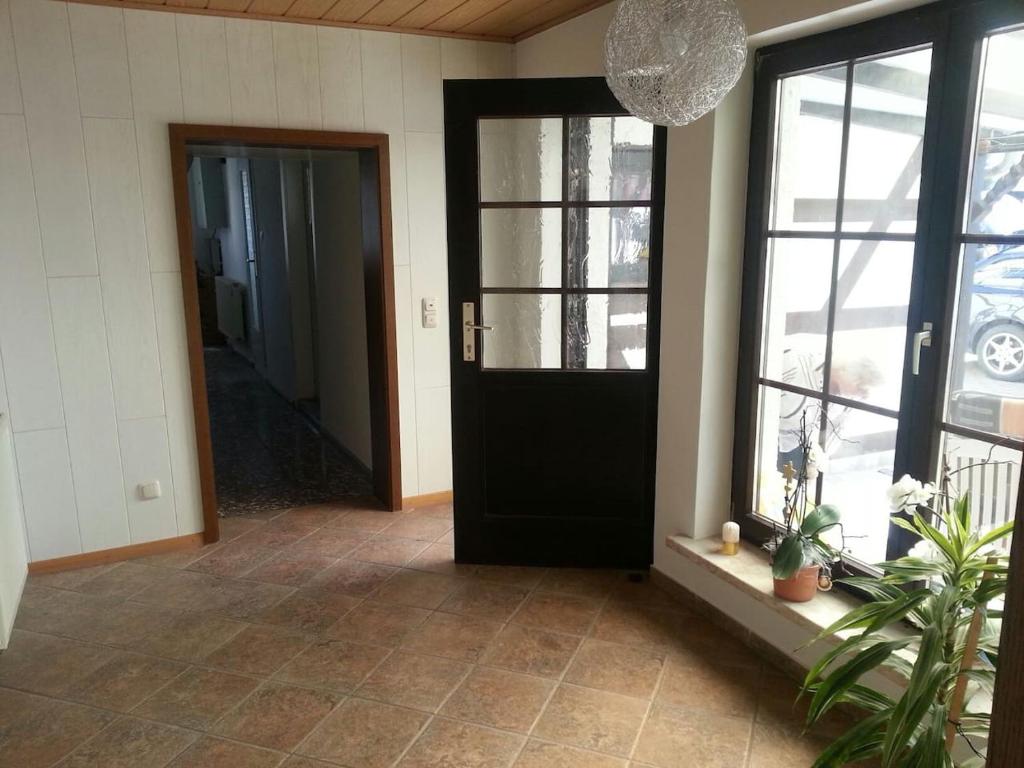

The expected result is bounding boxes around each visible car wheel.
[978,324,1024,381]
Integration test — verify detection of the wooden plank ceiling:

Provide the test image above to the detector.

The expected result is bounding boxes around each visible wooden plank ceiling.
[70,0,614,41]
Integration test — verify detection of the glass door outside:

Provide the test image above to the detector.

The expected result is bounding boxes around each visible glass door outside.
[938,21,1024,551]
[753,45,936,566]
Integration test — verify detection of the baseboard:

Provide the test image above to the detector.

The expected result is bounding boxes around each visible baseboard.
[402,490,453,509]
[27,533,206,575]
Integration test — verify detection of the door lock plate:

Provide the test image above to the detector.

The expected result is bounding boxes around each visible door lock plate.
[463,302,476,362]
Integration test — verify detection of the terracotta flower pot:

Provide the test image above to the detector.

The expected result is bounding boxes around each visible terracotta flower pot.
[773,564,821,602]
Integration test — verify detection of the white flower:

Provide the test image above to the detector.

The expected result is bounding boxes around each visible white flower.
[908,539,940,562]
[806,442,829,480]
[886,474,937,513]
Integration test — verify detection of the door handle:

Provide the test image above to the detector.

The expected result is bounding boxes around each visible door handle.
[462,302,493,362]
[912,322,933,376]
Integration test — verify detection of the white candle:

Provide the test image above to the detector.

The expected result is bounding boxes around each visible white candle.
[722,521,740,555]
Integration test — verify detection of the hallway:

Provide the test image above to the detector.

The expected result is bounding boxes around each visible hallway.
[206,348,374,517]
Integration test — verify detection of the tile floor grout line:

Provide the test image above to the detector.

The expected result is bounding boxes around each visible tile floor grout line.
[504,581,616,766]
[743,670,768,768]
[626,628,672,764]
[378,646,479,768]
[124,661,196,719]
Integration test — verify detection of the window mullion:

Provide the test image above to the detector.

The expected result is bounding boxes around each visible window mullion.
[818,62,857,505]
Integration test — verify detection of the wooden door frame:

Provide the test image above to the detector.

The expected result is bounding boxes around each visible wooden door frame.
[169,124,402,544]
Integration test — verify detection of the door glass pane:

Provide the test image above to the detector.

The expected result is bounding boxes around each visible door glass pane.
[481,208,562,288]
[566,294,647,370]
[770,66,847,231]
[820,409,898,565]
[567,207,650,289]
[481,294,561,369]
[761,238,834,387]
[842,48,932,234]
[942,433,1020,552]
[946,243,1024,438]
[965,28,1024,236]
[829,240,913,411]
[479,118,562,203]
[567,116,654,202]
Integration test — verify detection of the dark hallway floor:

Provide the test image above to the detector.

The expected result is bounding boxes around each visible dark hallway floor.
[205,347,374,517]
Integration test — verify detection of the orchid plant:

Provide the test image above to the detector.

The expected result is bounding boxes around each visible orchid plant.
[765,411,843,581]
[801,466,1014,768]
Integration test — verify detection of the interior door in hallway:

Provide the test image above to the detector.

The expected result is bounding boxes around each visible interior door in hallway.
[444,78,667,567]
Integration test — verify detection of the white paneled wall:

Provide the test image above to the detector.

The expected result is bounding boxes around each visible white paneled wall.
[0,0,513,561]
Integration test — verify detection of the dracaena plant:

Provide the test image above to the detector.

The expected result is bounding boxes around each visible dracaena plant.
[800,469,1013,768]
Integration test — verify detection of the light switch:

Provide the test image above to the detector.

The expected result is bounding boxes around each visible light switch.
[421,297,438,329]
[139,481,161,500]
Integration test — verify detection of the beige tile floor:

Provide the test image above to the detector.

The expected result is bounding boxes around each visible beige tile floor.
[0,500,848,768]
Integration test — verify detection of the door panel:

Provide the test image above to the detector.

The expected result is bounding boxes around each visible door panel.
[445,78,666,568]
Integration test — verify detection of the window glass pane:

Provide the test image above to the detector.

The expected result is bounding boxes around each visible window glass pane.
[481,294,561,369]
[842,48,932,234]
[942,433,1020,553]
[965,28,1024,236]
[761,238,834,388]
[770,66,847,231]
[481,208,562,289]
[829,240,913,411]
[568,116,654,202]
[755,384,897,565]
[567,207,650,289]
[946,243,1024,439]
[753,385,822,523]
[479,118,562,203]
[566,294,647,370]
[820,408,897,565]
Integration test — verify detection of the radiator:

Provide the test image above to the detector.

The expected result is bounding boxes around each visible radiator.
[214,276,247,342]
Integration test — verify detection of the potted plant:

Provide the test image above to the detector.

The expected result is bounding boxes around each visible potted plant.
[765,413,842,602]
[800,469,1013,767]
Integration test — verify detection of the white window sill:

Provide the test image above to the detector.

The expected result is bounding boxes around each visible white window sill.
[664,534,866,637]
[663,534,910,690]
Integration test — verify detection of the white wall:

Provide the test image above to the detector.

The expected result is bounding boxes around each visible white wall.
[0,410,28,649]
[312,154,374,469]
[0,0,513,562]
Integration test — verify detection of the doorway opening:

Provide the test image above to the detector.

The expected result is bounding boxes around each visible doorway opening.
[170,126,401,543]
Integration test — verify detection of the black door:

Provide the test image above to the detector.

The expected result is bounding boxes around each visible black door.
[444,78,667,568]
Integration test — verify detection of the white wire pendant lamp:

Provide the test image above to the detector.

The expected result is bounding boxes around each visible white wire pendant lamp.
[604,0,748,126]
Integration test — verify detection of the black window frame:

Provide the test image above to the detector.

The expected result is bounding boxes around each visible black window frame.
[733,0,1024,573]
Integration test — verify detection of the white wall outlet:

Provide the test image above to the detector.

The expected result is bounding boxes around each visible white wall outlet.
[421,297,438,329]
[139,481,161,500]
